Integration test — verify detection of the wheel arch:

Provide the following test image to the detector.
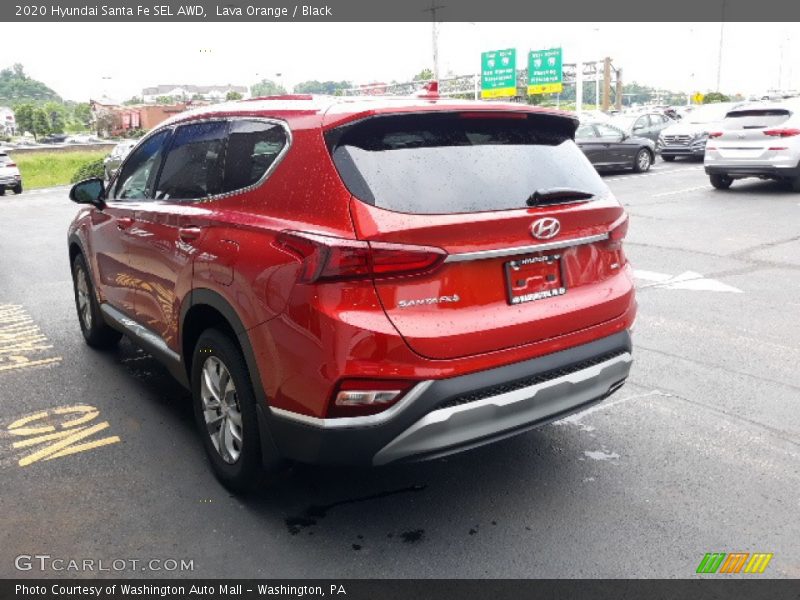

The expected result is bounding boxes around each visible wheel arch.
[179,288,282,467]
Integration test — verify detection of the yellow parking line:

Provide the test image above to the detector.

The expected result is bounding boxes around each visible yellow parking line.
[17,422,114,467]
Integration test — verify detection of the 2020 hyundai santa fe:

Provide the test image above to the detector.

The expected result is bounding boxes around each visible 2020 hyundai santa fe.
[67,94,636,492]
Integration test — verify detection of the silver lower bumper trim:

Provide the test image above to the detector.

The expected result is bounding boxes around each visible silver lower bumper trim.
[372,352,632,465]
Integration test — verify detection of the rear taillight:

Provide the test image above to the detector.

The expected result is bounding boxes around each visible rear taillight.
[763,128,800,137]
[609,215,629,242]
[607,215,629,252]
[6,162,16,167]
[276,231,446,283]
[708,132,723,138]
[328,378,416,418]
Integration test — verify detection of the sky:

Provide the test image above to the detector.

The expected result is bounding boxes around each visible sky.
[2,22,797,102]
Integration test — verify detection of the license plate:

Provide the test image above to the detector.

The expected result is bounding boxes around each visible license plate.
[504,253,566,305]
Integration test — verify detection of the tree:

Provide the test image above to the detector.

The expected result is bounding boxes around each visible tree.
[31,108,51,139]
[43,101,66,134]
[250,79,286,97]
[226,91,243,101]
[13,103,35,136]
[0,63,61,105]
[94,111,116,137]
[413,68,434,81]
[73,103,92,128]
[123,96,143,105]
[703,92,730,104]
[292,80,352,95]
[155,95,175,104]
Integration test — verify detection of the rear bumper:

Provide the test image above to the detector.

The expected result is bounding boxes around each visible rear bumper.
[264,330,633,466]
[0,174,21,186]
[704,163,800,179]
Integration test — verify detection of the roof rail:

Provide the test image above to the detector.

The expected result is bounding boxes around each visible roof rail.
[244,94,315,102]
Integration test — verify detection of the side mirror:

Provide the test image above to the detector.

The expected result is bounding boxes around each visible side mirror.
[69,177,106,208]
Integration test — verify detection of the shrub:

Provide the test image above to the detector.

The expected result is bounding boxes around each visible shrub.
[71,158,105,183]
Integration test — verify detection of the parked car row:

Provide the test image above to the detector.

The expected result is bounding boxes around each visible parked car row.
[576,100,800,192]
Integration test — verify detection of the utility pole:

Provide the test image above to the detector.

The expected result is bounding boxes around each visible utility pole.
[602,57,611,112]
[615,68,623,111]
[422,1,446,80]
[716,0,726,92]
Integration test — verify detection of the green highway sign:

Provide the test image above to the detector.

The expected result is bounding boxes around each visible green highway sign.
[481,49,517,98]
[528,47,563,95]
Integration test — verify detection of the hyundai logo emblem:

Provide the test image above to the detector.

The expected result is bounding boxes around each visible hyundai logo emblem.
[531,218,561,240]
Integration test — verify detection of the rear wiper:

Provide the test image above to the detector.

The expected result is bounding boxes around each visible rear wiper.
[526,188,595,207]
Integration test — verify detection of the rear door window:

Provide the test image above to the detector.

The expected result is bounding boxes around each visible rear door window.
[723,109,792,130]
[154,121,228,200]
[328,113,606,215]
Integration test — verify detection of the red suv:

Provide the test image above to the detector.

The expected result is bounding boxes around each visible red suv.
[67,94,636,492]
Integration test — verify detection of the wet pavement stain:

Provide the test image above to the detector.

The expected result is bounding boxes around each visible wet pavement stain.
[400,529,425,543]
[285,484,426,535]
[351,544,362,551]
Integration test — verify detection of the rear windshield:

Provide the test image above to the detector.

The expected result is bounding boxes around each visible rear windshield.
[327,113,607,215]
[723,109,791,130]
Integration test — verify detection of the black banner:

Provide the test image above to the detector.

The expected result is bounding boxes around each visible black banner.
[3,580,800,600]
[2,0,800,22]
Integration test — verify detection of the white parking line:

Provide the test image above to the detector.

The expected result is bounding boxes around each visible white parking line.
[605,166,703,182]
[650,185,709,198]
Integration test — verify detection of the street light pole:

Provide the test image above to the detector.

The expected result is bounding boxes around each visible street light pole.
[423,1,445,80]
[716,0,726,92]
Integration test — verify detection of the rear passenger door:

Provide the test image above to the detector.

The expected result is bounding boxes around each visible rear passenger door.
[127,120,229,350]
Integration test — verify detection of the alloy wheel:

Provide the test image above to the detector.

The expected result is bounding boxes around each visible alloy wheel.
[200,356,243,464]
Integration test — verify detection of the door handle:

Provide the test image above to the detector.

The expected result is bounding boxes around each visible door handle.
[116,217,134,230]
[178,227,203,242]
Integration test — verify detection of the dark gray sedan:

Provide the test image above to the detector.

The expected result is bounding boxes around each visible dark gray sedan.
[575,122,656,173]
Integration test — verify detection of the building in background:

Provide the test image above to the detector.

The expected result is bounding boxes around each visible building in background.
[0,107,16,135]
[89,99,190,137]
[141,84,248,103]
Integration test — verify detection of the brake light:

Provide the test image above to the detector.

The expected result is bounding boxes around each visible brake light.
[276,231,446,283]
[328,378,416,418]
[708,132,723,138]
[763,128,800,137]
[769,146,788,151]
[5,162,17,167]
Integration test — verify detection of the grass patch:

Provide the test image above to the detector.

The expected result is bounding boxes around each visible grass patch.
[10,150,108,190]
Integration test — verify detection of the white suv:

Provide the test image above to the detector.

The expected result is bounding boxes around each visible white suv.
[0,151,23,195]
[704,102,800,191]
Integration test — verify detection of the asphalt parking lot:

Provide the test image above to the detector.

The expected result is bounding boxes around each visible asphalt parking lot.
[0,159,798,578]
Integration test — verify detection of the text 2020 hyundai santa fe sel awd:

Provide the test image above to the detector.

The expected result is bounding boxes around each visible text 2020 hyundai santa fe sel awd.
[67,93,636,492]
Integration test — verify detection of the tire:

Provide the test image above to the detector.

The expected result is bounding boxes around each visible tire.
[710,174,733,190]
[662,155,676,162]
[633,148,652,173]
[191,328,275,493]
[0,186,5,196]
[71,254,122,348]
[789,177,800,193]
[13,183,22,195]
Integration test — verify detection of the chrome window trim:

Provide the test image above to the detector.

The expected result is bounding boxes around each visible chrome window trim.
[111,115,292,204]
[269,381,434,429]
[443,232,609,263]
